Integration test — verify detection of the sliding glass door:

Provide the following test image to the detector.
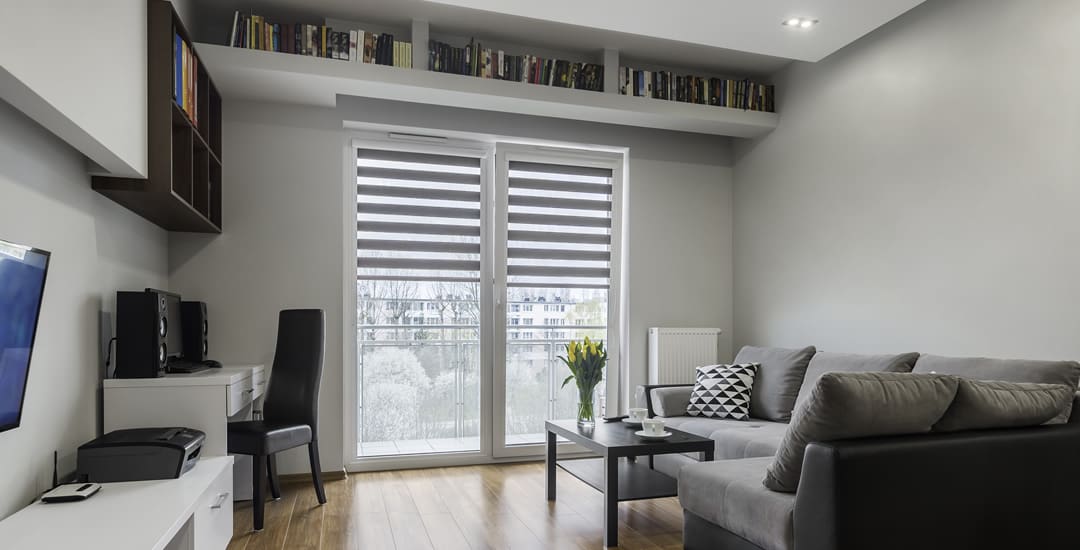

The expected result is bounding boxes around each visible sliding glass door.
[349,137,622,464]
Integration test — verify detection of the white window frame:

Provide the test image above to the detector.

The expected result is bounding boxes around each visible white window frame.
[492,143,626,459]
[342,131,628,470]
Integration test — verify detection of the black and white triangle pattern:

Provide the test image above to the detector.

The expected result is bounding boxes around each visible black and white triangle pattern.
[686,363,759,420]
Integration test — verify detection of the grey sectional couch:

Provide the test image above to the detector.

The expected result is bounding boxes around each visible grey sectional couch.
[639,348,1080,550]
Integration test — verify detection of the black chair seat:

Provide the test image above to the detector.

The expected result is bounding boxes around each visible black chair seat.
[228,421,312,455]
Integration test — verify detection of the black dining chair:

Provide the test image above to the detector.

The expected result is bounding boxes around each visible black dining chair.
[228,309,327,531]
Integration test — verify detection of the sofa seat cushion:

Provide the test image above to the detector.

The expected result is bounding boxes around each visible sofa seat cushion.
[733,345,817,423]
[913,354,1080,423]
[679,457,796,550]
[664,416,788,459]
[795,351,920,410]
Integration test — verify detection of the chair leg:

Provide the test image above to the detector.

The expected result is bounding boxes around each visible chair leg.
[252,454,266,531]
[308,441,327,505]
[267,454,281,500]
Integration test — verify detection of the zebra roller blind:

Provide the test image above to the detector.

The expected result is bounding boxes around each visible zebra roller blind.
[506,160,614,289]
[356,148,483,283]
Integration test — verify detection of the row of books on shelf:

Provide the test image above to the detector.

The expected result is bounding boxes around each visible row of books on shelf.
[428,39,603,92]
[227,12,413,67]
[173,32,199,126]
[619,67,775,112]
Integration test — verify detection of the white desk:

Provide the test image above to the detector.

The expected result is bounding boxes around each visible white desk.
[104,365,265,500]
[0,456,233,550]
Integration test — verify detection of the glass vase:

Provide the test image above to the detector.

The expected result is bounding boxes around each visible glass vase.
[577,384,598,428]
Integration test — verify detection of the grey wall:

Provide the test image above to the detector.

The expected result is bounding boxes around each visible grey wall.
[0,101,168,518]
[733,0,1080,359]
[169,97,733,473]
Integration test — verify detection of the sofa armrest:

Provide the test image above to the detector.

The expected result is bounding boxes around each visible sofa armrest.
[638,384,694,417]
[793,424,1080,550]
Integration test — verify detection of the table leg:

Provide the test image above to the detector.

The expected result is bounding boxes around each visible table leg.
[604,454,618,547]
[704,447,715,462]
[546,429,556,501]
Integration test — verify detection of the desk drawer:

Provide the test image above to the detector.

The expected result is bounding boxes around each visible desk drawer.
[226,376,254,417]
[194,463,233,549]
[251,367,266,388]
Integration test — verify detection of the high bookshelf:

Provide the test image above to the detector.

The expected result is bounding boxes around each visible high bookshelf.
[197,17,777,139]
[93,0,223,233]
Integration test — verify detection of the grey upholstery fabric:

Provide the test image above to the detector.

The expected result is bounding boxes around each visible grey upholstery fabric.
[933,379,1074,432]
[679,457,796,550]
[733,345,816,423]
[764,372,959,493]
[794,351,919,410]
[663,416,788,459]
[653,453,699,478]
[651,386,693,417]
[913,354,1080,423]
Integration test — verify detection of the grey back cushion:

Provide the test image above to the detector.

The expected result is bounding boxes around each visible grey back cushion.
[763,372,959,493]
[794,351,920,411]
[733,345,816,422]
[933,379,1074,432]
[913,354,1080,423]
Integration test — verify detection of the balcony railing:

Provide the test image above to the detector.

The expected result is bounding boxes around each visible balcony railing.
[356,326,605,455]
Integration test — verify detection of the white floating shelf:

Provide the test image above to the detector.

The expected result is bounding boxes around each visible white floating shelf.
[196,43,778,138]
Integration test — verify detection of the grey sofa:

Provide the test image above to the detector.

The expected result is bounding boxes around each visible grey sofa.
[639,348,1080,550]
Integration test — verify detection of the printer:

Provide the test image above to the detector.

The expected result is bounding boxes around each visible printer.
[77,427,205,483]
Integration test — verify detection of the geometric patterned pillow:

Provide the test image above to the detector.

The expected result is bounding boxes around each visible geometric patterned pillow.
[686,363,759,420]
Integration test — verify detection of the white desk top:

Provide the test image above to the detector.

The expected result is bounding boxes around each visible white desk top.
[103,364,264,388]
[0,456,233,550]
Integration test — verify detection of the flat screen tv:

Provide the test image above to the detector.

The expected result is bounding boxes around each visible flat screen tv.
[0,238,50,433]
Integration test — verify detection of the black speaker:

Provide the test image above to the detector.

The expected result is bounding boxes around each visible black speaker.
[115,289,179,378]
[181,301,208,361]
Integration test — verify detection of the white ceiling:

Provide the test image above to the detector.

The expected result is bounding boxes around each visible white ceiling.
[191,0,925,76]
[423,0,927,62]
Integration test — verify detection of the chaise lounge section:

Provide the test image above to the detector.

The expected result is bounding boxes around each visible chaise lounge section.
[640,348,1080,550]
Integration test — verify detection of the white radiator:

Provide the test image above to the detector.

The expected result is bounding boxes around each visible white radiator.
[647,327,723,384]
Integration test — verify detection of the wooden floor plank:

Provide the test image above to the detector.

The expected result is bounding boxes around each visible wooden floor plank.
[281,482,326,550]
[235,461,687,550]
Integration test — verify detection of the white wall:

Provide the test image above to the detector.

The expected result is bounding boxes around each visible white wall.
[733,0,1080,359]
[0,100,168,519]
[169,97,733,473]
[0,1,147,177]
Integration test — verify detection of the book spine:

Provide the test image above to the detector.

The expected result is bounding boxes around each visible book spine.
[229,10,238,47]
[174,33,182,102]
[349,30,358,62]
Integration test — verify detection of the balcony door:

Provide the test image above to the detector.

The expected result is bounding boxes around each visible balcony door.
[347,136,622,467]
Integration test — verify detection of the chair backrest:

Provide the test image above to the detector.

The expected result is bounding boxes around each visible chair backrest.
[263,309,325,432]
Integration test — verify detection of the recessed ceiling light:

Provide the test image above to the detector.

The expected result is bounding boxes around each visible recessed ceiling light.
[782,17,818,29]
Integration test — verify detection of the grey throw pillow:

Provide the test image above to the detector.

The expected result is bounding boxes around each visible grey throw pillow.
[733,345,816,423]
[913,354,1080,423]
[763,372,959,493]
[794,351,920,411]
[933,379,1074,432]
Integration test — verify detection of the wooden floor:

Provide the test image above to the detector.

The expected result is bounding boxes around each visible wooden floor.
[227,462,684,550]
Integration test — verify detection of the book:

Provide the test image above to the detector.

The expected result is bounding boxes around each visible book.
[349,30,358,62]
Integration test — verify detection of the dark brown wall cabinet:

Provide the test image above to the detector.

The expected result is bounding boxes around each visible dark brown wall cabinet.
[93,0,223,233]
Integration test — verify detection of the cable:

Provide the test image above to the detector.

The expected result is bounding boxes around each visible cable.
[104,337,118,378]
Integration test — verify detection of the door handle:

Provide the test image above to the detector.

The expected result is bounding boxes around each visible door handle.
[211,492,230,509]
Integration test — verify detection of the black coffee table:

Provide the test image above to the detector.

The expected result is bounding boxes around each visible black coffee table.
[545,419,715,548]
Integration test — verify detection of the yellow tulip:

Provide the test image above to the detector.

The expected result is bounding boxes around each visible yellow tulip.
[568,341,577,362]
[589,341,598,356]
